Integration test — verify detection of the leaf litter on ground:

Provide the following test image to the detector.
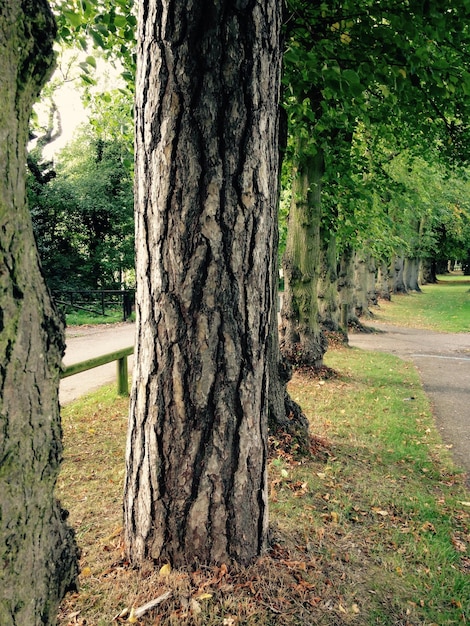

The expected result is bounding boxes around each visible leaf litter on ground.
[56,345,469,625]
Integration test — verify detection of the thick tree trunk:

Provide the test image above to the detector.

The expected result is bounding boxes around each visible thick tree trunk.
[318,232,341,333]
[267,240,309,450]
[420,258,438,284]
[376,260,393,300]
[352,250,376,318]
[124,0,282,568]
[280,146,327,368]
[338,244,355,327]
[392,255,407,293]
[403,257,421,292]
[0,2,78,623]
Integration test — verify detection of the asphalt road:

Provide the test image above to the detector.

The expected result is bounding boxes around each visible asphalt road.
[349,322,470,487]
[60,322,135,405]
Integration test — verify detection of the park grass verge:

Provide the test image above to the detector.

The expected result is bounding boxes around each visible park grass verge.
[369,274,470,333]
[56,347,469,625]
[65,309,135,326]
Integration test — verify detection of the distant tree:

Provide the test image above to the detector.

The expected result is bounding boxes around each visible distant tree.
[0,1,78,623]
[28,91,134,291]
[280,0,470,359]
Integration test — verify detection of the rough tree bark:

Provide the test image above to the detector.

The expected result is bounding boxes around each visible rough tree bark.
[392,255,407,293]
[280,145,328,368]
[338,244,354,326]
[420,258,438,284]
[124,0,282,568]
[0,1,78,623]
[318,232,341,333]
[403,257,421,292]
[352,250,377,318]
[376,260,393,300]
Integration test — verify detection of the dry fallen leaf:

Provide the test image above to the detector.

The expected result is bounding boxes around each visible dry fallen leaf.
[371,507,389,517]
[159,563,171,577]
[421,521,436,533]
[196,592,213,600]
[452,535,467,552]
[190,598,202,615]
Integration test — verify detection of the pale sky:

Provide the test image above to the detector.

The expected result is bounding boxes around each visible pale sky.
[34,47,124,160]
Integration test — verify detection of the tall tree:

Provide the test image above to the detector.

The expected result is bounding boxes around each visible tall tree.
[124,0,283,567]
[0,1,78,623]
[280,0,470,356]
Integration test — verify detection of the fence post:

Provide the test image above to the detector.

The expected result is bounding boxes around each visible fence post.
[117,355,129,396]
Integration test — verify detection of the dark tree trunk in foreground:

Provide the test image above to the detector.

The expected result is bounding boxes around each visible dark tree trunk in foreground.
[0,1,78,623]
[124,0,282,567]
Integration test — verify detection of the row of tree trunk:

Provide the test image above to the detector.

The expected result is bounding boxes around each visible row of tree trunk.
[281,225,440,369]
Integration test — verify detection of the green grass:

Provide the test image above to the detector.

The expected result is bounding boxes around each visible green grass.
[65,308,135,326]
[55,277,470,624]
[56,353,470,625]
[371,274,470,332]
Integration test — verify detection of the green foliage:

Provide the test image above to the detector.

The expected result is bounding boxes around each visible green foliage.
[28,91,134,291]
[281,0,470,271]
[49,0,137,90]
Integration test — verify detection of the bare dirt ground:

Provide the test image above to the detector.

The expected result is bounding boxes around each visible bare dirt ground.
[349,322,470,487]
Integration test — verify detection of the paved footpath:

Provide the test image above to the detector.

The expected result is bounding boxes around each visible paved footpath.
[349,322,470,488]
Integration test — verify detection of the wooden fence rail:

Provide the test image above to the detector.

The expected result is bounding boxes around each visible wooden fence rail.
[60,346,134,396]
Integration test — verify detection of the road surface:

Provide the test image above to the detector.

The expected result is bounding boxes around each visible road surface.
[60,323,135,405]
[349,322,470,487]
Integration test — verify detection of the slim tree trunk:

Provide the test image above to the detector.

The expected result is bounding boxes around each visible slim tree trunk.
[0,1,78,623]
[280,145,327,368]
[124,0,282,568]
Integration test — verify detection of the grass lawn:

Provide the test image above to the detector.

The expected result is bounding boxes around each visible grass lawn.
[56,280,470,625]
[66,309,135,326]
[368,274,470,333]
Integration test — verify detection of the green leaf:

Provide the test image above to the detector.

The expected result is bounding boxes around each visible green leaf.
[63,9,82,28]
[89,28,105,48]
